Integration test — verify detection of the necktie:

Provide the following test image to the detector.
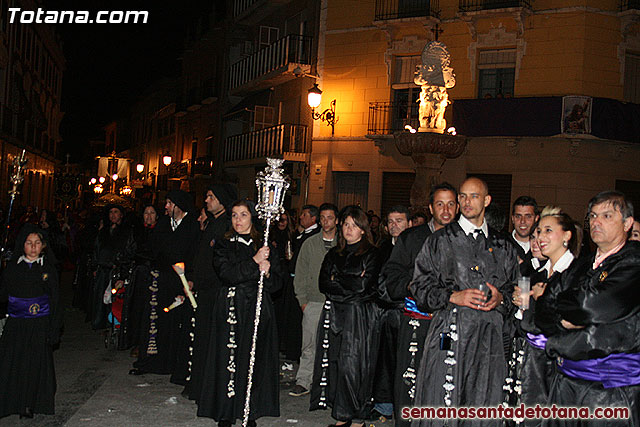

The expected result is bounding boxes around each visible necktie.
[473,229,485,240]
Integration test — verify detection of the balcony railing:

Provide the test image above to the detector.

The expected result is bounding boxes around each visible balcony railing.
[459,0,531,12]
[368,102,420,135]
[229,34,313,92]
[375,0,440,21]
[224,124,307,163]
[620,0,640,10]
[233,0,261,18]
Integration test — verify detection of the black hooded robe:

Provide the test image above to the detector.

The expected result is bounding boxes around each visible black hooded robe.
[542,241,640,427]
[133,213,199,375]
[309,243,384,422]
[408,223,519,427]
[0,228,61,417]
[183,211,230,401]
[378,223,432,426]
[197,234,282,423]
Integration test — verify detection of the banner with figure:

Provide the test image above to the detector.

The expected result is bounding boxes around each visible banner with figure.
[562,96,592,134]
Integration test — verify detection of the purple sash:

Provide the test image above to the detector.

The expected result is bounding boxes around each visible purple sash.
[525,333,548,350]
[8,295,50,318]
[556,352,640,388]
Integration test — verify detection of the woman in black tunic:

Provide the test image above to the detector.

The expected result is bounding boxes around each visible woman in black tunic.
[0,224,61,419]
[514,207,579,425]
[197,200,282,427]
[310,205,384,427]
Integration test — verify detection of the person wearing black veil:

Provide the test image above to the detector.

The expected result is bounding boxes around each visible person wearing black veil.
[0,224,61,419]
[183,183,235,401]
[130,190,200,377]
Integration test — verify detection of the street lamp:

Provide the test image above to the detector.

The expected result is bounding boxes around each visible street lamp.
[90,177,97,185]
[162,152,172,167]
[307,83,337,136]
[112,173,119,181]
[136,163,144,173]
[99,176,106,184]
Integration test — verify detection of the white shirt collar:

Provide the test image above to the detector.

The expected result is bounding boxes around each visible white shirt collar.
[542,250,574,275]
[230,235,253,246]
[171,212,187,231]
[531,257,541,270]
[458,215,488,237]
[511,229,531,253]
[18,255,44,266]
[297,223,318,239]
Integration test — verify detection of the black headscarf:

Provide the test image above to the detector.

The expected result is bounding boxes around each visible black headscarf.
[207,183,237,211]
[166,190,194,213]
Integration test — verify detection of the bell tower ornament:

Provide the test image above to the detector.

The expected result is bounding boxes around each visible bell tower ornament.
[414,41,456,133]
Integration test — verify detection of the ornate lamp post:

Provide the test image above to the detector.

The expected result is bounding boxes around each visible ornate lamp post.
[242,158,290,427]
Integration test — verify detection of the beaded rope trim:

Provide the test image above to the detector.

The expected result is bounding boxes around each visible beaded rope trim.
[317,300,332,408]
[146,270,160,355]
[226,286,238,398]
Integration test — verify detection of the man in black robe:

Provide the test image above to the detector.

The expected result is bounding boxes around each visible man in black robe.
[372,205,412,421]
[130,190,199,376]
[183,184,235,400]
[509,196,539,276]
[379,182,458,426]
[543,191,640,426]
[89,204,134,330]
[408,177,518,426]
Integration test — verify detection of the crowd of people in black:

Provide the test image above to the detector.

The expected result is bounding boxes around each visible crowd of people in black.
[1,177,640,426]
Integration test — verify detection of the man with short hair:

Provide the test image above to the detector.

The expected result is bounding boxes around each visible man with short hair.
[509,196,539,275]
[130,190,200,377]
[289,203,339,397]
[378,183,458,426]
[372,205,412,420]
[183,184,235,400]
[378,205,412,261]
[409,177,519,427]
[545,191,640,426]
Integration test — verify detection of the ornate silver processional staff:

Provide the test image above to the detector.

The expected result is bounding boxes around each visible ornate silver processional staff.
[243,158,290,427]
[2,150,28,253]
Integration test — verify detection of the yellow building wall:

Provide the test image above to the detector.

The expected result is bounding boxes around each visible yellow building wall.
[311,0,637,213]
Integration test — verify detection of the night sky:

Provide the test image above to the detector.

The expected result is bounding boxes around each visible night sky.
[46,0,196,162]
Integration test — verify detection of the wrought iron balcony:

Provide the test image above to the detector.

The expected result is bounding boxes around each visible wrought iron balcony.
[459,0,531,12]
[620,0,640,10]
[367,101,420,135]
[375,0,440,21]
[224,124,307,163]
[233,0,294,23]
[229,34,313,95]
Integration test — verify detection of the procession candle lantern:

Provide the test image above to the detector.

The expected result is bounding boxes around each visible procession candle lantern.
[242,158,290,427]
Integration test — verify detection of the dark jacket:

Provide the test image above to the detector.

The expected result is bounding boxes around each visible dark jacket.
[378,223,431,306]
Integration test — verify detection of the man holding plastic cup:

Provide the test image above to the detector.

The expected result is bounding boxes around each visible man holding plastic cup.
[408,177,519,426]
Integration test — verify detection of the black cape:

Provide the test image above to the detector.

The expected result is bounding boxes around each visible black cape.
[543,241,640,427]
[0,255,60,417]
[197,234,282,422]
[134,213,199,375]
[310,243,384,422]
[183,212,230,401]
[409,222,519,426]
[378,223,432,426]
